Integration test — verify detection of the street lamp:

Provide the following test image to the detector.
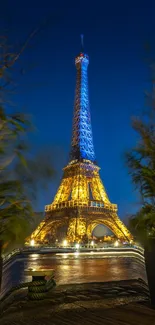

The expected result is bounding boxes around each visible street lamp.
[114,240,119,247]
[75,243,80,249]
[30,239,35,247]
[63,239,68,247]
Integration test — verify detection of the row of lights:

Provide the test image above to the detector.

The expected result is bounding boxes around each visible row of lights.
[61,240,121,248]
[63,240,95,248]
[30,239,120,248]
[63,240,80,249]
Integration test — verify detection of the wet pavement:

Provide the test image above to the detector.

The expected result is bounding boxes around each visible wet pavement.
[0,279,153,325]
[0,252,152,325]
[1,251,147,297]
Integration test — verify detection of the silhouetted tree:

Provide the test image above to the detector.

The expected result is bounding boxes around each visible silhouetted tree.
[125,57,155,307]
[0,31,55,290]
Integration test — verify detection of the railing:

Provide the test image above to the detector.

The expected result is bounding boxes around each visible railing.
[2,248,21,264]
[45,200,117,212]
[0,245,144,301]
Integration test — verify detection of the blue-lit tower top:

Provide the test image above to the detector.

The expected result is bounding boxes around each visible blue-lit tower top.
[70,36,96,163]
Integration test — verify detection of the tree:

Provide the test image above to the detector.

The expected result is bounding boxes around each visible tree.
[125,95,155,243]
[0,32,55,290]
[125,61,155,307]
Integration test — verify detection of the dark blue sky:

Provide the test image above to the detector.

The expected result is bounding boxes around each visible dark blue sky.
[1,0,154,218]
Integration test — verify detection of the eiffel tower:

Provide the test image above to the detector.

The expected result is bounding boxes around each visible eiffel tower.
[30,39,132,244]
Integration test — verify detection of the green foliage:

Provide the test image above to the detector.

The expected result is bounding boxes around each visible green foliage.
[129,204,155,244]
[125,78,155,244]
[0,106,32,252]
[0,35,55,254]
[126,119,155,201]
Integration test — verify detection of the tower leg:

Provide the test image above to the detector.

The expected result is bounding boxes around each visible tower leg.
[67,217,87,243]
[87,223,93,239]
[67,218,76,243]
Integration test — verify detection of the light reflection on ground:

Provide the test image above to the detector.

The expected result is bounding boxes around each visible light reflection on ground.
[1,252,147,297]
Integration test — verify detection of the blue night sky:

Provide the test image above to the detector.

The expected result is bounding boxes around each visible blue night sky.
[1,0,154,221]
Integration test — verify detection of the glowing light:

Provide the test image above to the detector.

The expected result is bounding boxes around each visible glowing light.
[30,239,35,246]
[70,51,96,163]
[63,240,68,247]
[31,254,39,258]
[114,240,119,247]
[91,241,94,246]
[75,243,80,249]
[31,254,39,261]
[28,49,133,245]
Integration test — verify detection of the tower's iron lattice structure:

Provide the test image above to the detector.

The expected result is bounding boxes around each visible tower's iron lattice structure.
[30,49,132,243]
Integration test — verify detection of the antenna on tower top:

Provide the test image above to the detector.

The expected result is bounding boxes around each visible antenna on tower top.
[81,34,84,52]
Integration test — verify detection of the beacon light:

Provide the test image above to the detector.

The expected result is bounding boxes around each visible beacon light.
[30,239,35,247]
[114,240,119,247]
[63,239,68,247]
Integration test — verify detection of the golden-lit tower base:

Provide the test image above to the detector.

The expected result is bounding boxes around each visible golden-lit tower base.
[30,160,133,244]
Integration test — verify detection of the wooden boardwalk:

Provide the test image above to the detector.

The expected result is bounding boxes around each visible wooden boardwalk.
[1,279,155,325]
[1,302,155,325]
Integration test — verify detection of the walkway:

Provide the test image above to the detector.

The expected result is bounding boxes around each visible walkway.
[1,279,155,325]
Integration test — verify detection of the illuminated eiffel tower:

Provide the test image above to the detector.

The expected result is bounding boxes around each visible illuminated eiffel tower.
[30,38,132,244]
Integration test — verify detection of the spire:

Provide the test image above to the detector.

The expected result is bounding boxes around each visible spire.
[81,34,84,52]
[69,40,96,163]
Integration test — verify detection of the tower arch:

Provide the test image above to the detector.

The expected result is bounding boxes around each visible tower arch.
[87,218,128,241]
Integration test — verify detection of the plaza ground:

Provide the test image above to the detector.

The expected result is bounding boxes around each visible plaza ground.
[1,279,155,325]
